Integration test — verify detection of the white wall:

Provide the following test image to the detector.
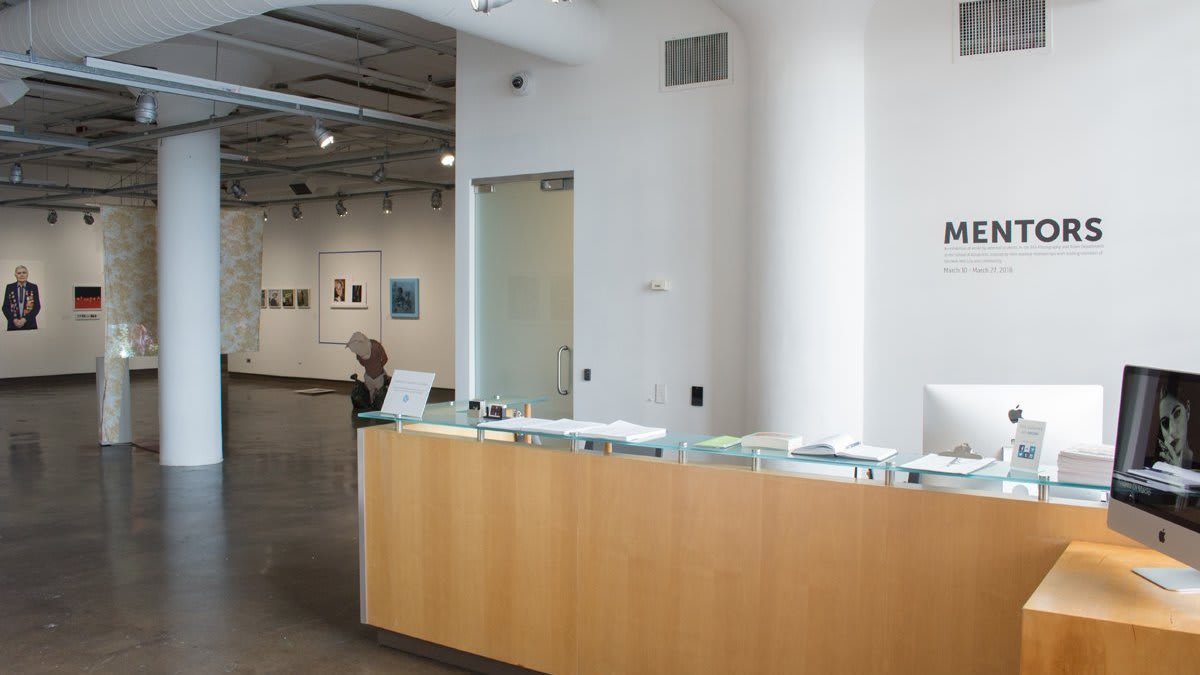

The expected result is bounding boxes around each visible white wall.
[864,0,1200,452]
[455,0,749,435]
[229,191,456,389]
[0,207,111,378]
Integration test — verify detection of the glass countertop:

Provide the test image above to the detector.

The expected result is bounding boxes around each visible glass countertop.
[359,401,1110,492]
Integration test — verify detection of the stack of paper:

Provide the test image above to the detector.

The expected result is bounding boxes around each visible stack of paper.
[475,417,555,433]
[535,419,605,436]
[1056,443,1115,486]
[581,420,667,443]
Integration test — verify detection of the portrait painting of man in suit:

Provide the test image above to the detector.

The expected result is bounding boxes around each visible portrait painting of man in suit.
[3,265,41,331]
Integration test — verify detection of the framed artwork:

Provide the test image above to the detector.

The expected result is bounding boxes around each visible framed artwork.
[74,285,102,311]
[331,276,367,309]
[268,289,282,309]
[260,289,267,309]
[389,277,420,319]
[296,288,310,309]
[282,288,295,308]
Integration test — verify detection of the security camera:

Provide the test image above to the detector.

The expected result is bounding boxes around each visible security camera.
[510,71,532,96]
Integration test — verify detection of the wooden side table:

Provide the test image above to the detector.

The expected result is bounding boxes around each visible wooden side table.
[1021,541,1200,674]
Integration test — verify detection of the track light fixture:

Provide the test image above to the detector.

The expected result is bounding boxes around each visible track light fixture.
[430,189,443,211]
[440,146,455,167]
[9,162,21,184]
[291,203,302,220]
[133,91,158,124]
[230,180,247,200]
[262,210,268,223]
[470,0,513,12]
[83,212,95,226]
[382,193,393,215]
[312,119,335,149]
[46,209,57,225]
[371,164,386,184]
[335,198,348,217]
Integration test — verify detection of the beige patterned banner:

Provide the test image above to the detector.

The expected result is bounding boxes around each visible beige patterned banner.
[220,209,264,353]
[102,206,159,358]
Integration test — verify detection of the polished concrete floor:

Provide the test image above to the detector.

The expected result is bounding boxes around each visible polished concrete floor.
[0,372,463,674]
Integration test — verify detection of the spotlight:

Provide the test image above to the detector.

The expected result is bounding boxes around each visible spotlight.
[230,180,247,200]
[291,203,303,220]
[9,162,21,184]
[439,146,455,167]
[430,189,443,211]
[46,209,57,225]
[470,0,513,12]
[335,198,348,217]
[371,164,386,184]
[133,91,158,124]
[382,193,392,214]
[312,119,335,149]
[262,210,269,223]
[83,212,95,226]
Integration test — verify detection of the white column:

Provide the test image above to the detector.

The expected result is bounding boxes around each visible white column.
[715,1,874,438]
[157,129,222,466]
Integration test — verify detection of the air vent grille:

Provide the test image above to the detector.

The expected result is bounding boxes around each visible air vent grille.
[664,32,728,88]
[959,0,1047,57]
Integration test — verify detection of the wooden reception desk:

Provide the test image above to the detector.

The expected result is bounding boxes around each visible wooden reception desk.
[358,425,1135,674]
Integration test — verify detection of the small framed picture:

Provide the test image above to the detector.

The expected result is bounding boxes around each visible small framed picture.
[268,289,282,309]
[296,288,310,309]
[282,288,295,308]
[331,277,367,309]
[389,277,419,319]
[74,285,102,311]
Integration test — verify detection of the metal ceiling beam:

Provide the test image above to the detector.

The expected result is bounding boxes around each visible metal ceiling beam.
[270,8,457,58]
[0,111,286,164]
[249,185,430,207]
[0,52,454,143]
[194,30,455,105]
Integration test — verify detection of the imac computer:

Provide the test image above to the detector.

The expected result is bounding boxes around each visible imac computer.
[1109,365,1200,592]
[921,384,1105,497]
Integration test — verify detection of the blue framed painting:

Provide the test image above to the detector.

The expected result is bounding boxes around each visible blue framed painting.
[389,277,420,319]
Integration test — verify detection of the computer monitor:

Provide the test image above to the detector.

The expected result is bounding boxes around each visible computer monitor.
[1108,365,1200,591]
[923,384,1104,464]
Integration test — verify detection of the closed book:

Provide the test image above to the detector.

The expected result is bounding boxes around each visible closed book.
[740,432,804,451]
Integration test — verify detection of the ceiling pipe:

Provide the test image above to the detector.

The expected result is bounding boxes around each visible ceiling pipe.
[0,0,604,87]
[193,30,456,104]
[270,7,456,57]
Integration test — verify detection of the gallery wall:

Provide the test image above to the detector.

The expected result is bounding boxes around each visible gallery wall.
[228,190,456,389]
[0,206,116,378]
[863,0,1200,451]
[455,0,749,434]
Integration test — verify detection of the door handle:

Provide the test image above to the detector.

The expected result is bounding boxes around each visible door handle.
[556,345,571,396]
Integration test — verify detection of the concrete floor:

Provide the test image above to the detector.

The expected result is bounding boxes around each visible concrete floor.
[0,372,463,674]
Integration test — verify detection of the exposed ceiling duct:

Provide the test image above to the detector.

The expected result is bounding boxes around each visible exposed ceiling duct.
[0,0,605,91]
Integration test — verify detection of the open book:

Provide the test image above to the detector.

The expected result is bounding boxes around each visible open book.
[789,433,897,462]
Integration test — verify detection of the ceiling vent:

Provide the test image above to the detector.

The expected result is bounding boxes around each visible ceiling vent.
[662,32,729,91]
[289,182,312,196]
[958,0,1049,58]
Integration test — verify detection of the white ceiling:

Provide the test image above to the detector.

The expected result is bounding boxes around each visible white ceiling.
[0,3,458,211]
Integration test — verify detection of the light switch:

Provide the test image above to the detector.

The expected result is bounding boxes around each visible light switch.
[649,279,671,291]
[654,384,667,404]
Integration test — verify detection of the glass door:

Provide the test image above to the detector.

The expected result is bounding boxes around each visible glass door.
[474,176,573,419]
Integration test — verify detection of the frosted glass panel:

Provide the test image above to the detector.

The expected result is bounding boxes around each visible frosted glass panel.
[475,180,573,419]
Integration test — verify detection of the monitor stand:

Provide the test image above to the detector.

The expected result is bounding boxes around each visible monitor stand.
[1133,566,1200,592]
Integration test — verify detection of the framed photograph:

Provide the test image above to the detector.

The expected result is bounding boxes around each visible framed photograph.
[282,288,295,308]
[268,289,282,309]
[331,276,367,309]
[260,289,267,309]
[74,285,102,311]
[296,288,310,309]
[389,277,420,319]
